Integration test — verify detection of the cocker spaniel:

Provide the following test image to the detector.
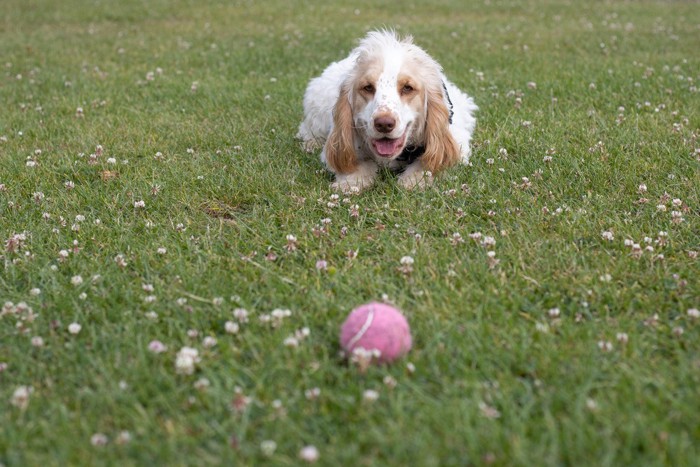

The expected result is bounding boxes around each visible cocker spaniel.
[297,30,477,191]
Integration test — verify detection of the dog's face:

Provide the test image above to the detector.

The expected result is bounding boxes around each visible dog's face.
[324,32,460,176]
[351,55,425,160]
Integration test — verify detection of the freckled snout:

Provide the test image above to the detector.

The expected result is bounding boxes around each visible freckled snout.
[373,114,396,134]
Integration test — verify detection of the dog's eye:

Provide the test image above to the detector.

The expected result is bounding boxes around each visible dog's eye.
[401,84,414,95]
[362,84,375,94]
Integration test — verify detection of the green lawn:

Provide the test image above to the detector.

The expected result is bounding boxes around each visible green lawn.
[1,0,699,465]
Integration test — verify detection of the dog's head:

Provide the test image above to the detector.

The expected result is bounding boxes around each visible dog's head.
[324,31,460,174]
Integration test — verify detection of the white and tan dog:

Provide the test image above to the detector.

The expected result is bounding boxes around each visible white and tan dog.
[297,30,477,191]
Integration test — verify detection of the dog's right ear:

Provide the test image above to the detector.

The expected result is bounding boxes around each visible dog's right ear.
[324,84,358,174]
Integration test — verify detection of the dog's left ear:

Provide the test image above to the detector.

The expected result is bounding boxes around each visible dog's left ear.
[421,84,460,174]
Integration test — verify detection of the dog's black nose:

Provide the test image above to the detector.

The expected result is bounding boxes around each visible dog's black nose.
[374,116,396,134]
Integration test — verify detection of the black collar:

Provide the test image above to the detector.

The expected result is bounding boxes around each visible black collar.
[396,144,426,165]
[443,81,454,124]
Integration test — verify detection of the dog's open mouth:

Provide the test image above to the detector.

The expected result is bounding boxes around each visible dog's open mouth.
[372,134,406,158]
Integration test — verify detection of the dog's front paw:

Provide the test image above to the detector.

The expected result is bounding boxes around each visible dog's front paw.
[331,175,373,193]
[331,163,378,193]
[398,170,433,190]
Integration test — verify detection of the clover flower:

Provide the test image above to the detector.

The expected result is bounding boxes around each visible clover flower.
[299,446,320,463]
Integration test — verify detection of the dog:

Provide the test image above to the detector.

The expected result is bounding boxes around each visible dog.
[297,30,477,191]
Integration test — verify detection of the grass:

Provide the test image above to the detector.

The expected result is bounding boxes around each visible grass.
[1,0,699,465]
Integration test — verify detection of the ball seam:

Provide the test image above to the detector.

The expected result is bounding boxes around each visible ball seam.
[345,306,375,350]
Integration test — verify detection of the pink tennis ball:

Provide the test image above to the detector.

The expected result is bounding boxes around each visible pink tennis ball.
[340,302,412,363]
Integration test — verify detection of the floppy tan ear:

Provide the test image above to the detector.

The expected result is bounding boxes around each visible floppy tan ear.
[421,86,460,174]
[324,85,358,174]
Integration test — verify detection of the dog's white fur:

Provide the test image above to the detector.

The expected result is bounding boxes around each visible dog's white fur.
[297,30,477,191]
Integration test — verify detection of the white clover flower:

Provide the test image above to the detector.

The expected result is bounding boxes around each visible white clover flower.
[114,254,128,268]
[175,347,200,375]
[225,321,240,334]
[383,375,398,388]
[261,440,277,457]
[482,236,496,248]
[586,398,598,411]
[479,401,501,419]
[202,336,217,348]
[299,445,320,463]
[68,322,82,334]
[671,211,684,223]
[11,386,33,409]
[148,340,167,353]
[362,389,380,402]
[597,340,613,352]
[90,433,108,446]
[271,308,292,319]
[283,336,299,347]
[71,275,83,286]
[193,377,210,391]
[115,431,132,445]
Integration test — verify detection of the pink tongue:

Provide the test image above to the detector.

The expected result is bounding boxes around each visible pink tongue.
[375,138,400,156]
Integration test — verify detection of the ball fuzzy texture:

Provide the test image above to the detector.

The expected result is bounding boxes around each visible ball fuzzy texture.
[340,302,412,363]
